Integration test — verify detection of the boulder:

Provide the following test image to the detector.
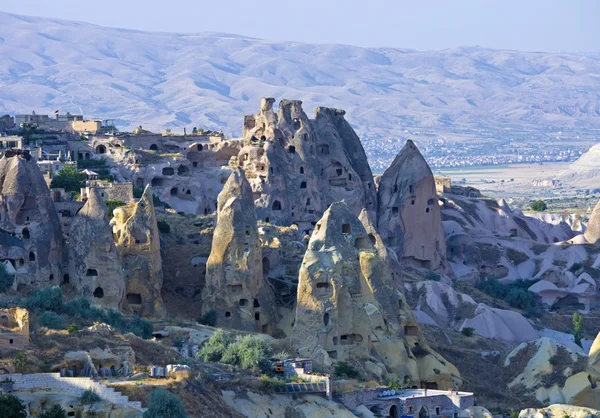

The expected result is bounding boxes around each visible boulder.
[520,405,600,418]
[460,303,539,342]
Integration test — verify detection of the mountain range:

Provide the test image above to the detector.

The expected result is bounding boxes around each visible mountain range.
[1,11,600,169]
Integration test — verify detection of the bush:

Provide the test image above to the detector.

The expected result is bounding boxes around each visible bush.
[39,404,67,418]
[67,324,80,334]
[334,361,360,379]
[477,277,536,310]
[126,316,154,339]
[549,355,558,366]
[0,264,13,293]
[222,335,272,371]
[197,329,232,363]
[530,200,548,212]
[105,200,126,219]
[426,272,441,281]
[50,165,85,193]
[196,310,217,327]
[569,263,583,273]
[0,393,27,418]
[25,286,64,313]
[143,387,188,418]
[157,220,171,234]
[38,311,65,330]
[461,327,475,337]
[80,389,101,405]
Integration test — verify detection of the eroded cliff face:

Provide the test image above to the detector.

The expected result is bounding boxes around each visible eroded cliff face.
[293,201,460,389]
[201,168,277,333]
[0,153,63,290]
[111,185,166,318]
[377,140,448,272]
[68,189,125,310]
[585,200,600,245]
[240,98,377,237]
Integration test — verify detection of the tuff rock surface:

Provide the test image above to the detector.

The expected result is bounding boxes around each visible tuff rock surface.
[68,188,125,310]
[377,140,447,272]
[111,185,166,318]
[293,201,460,389]
[585,200,600,245]
[201,168,277,333]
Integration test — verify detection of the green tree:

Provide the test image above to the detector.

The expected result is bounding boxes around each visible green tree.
[530,200,548,212]
[573,312,584,348]
[50,166,85,193]
[80,389,101,405]
[39,404,67,418]
[0,263,13,293]
[0,393,27,418]
[461,327,475,337]
[143,387,187,418]
[105,200,126,219]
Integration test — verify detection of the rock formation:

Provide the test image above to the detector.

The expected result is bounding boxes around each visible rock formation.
[585,200,600,245]
[293,201,460,389]
[0,152,63,290]
[201,168,277,333]
[111,185,166,318]
[240,98,377,237]
[68,188,125,310]
[377,140,447,272]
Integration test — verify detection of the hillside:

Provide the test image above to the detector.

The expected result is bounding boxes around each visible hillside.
[1,12,600,170]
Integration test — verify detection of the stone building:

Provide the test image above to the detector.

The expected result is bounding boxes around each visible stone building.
[0,152,63,290]
[81,181,133,203]
[111,185,166,318]
[293,201,460,389]
[201,168,277,333]
[68,189,125,310]
[0,308,29,348]
[377,140,448,272]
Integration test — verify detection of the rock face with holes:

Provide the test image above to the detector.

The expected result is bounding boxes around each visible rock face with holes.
[0,153,63,290]
[201,168,277,333]
[377,140,448,272]
[68,188,125,310]
[111,185,166,318]
[585,200,600,245]
[293,201,460,389]
[240,98,377,237]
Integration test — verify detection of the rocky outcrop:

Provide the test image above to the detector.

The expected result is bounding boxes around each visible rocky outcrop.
[201,168,277,333]
[241,98,377,237]
[68,189,125,310]
[0,153,63,290]
[293,201,460,389]
[585,200,600,245]
[111,186,166,318]
[460,304,539,343]
[377,140,447,272]
[520,405,600,418]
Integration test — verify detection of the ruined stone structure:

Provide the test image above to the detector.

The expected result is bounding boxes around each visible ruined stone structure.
[240,98,377,237]
[585,200,600,245]
[293,201,460,389]
[0,308,29,348]
[111,186,166,318]
[377,140,447,272]
[68,189,125,310]
[81,180,133,203]
[0,153,63,290]
[201,168,277,333]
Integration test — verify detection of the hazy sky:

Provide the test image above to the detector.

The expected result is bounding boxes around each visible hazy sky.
[2,0,599,52]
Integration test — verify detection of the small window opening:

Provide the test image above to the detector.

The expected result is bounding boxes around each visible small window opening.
[342,224,351,234]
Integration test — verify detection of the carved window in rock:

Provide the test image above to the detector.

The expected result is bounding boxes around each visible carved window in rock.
[317,144,329,155]
[63,274,70,284]
[126,293,142,305]
[29,252,35,261]
[354,237,370,249]
[22,228,30,240]
[86,269,98,277]
[316,282,330,293]
[300,181,307,189]
[342,224,351,234]
[239,299,248,306]
[162,167,175,176]
[170,187,178,196]
[340,334,363,345]
[392,206,399,215]
[149,144,158,151]
[300,166,304,174]
[254,312,260,321]
[253,298,260,308]
[323,312,329,326]
[227,284,243,293]
[93,287,104,298]
[368,234,376,245]
[271,200,282,211]
[404,325,419,336]
[288,145,296,154]
[409,184,415,195]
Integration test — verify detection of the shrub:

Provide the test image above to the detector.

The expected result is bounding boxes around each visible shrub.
[80,389,101,405]
[426,272,441,281]
[50,165,85,192]
[549,355,558,366]
[221,335,273,371]
[38,311,65,330]
[0,393,27,418]
[25,287,64,313]
[133,187,144,198]
[125,316,153,339]
[197,329,232,363]
[143,387,188,418]
[67,324,80,334]
[573,312,584,348]
[196,310,217,327]
[0,264,13,293]
[157,220,171,234]
[39,404,67,418]
[334,361,360,379]
[569,263,583,273]
[530,200,547,212]
[105,200,126,218]
[477,277,536,310]
[461,327,475,337]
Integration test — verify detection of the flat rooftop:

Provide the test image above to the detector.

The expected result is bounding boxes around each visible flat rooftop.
[378,389,474,400]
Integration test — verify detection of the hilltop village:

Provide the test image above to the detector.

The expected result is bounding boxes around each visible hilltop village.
[0,100,599,417]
